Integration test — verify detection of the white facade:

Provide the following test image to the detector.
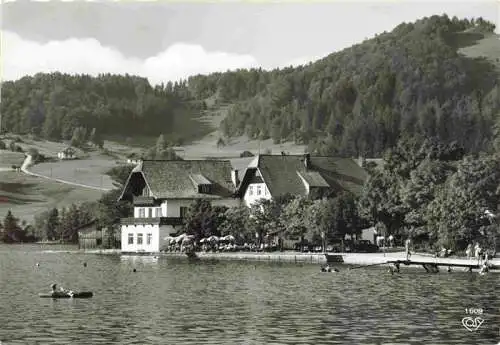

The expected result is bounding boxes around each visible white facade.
[121,224,176,252]
[127,159,142,165]
[360,227,377,244]
[243,182,271,207]
[57,151,75,160]
[122,197,240,252]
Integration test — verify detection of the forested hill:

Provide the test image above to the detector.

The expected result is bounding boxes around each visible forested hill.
[0,73,201,144]
[1,15,499,157]
[187,15,500,156]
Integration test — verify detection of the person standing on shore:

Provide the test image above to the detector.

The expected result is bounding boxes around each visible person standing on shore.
[474,243,482,264]
[405,238,411,261]
[465,243,473,260]
[388,234,394,248]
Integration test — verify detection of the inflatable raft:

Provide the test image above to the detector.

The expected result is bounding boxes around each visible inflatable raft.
[39,291,93,299]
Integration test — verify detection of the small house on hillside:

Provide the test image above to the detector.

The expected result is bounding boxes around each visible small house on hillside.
[127,158,143,165]
[57,147,76,160]
[126,153,143,165]
[117,159,241,253]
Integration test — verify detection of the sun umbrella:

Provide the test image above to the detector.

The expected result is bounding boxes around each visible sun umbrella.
[175,234,186,243]
[182,236,194,243]
[223,235,235,241]
[207,235,219,242]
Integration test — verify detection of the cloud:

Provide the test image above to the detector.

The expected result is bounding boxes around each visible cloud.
[1,31,260,85]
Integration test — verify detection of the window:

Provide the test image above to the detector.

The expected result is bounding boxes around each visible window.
[180,206,188,218]
[137,233,143,245]
[147,233,152,245]
[128,233,134,245]
[265,187,268,196]
[257,185,262,196]
[198,185,211,194]
[138,208,145,218]
[155,207,162,217]
[148,208,152,218]
[249,185,254,196]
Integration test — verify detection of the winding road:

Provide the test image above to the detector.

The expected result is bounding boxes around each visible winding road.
[20,155,111,192]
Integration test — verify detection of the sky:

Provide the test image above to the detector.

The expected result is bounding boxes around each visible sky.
[1,1,499,86]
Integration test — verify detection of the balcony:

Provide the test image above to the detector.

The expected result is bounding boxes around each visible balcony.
[120,217,184,226]
[133,196,156,206]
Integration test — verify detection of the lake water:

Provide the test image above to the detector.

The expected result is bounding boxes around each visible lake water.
[0,244,498,345]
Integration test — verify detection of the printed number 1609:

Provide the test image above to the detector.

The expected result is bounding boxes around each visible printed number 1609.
[465,308,483,315]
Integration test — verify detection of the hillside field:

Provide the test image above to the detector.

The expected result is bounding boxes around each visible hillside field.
[0,151,25,169]
[0,171,104,224]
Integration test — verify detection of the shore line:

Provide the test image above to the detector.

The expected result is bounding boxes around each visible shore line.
[68,249,499,268]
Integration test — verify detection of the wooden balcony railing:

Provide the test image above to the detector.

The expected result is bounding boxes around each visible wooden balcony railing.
[120,217,184,226]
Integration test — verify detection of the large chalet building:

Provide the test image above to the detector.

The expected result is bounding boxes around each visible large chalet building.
[117,154,368,253]
[118,160,240,252]
[236,153,368,207]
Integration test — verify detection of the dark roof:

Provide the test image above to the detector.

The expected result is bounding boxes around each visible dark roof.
[297,171,330,187]
[75,219,98,234]
[229,157,255,172]
[120,160,236,200]
[238,155,368,197]
[189,173,212,185]
[355,157,385,170]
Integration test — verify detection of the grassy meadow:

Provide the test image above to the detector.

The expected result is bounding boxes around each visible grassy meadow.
[459,33,500,72]
[28,156,119,190]
[0,151,25,169]
[0,171,105,224]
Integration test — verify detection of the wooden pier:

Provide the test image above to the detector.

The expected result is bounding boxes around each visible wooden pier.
[386,259,498,273]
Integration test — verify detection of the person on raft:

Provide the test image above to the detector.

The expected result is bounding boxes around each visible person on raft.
[51,283,74,296]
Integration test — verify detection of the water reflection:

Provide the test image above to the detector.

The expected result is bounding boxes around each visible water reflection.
[0,245,498,345]
[120,255,159,264]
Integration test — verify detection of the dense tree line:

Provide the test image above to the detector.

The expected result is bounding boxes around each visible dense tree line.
[182,192,366,247]
[33,203,96,242]
[3,16,497,158]
[0,73,199,142]
[0,210,36,243]
[358,136,499,251]
[189,15,499,156]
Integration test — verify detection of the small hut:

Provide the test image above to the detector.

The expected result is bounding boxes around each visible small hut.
[77,220,100,249]
[77,221,121,250]
[57,147,76,160]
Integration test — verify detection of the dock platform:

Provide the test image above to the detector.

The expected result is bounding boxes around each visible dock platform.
[386,258,498,273]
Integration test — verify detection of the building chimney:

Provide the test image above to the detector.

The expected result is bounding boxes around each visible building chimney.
[303,153,311,169]
[358,155,364,167]
[231,169,240,188]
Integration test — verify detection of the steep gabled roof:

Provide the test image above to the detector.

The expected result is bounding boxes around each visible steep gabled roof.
[120,160,235,200]
[297,171,330,188]
[237,154,368,198]
[189,173,212,186]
